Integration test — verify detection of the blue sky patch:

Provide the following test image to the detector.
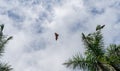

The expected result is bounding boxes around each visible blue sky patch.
[111,1,120,9]
[90,7,105,15]
[7,10,24,22]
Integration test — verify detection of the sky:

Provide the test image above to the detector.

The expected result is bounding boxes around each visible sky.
[0,0,120,71]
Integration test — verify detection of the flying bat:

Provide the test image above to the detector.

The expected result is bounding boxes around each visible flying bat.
[55,32,59,41]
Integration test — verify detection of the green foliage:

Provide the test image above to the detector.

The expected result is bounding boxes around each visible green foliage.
[0,24,13,71]
[64,25,120,71]
[0,63,12,71]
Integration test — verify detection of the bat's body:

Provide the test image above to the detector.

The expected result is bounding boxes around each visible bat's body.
[55,33,59,41]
